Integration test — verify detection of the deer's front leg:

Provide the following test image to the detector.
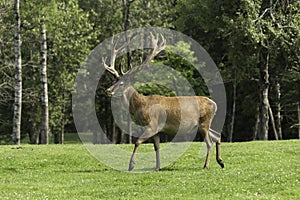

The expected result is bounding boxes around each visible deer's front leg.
[128,127,157,171]
[129,105,164,171]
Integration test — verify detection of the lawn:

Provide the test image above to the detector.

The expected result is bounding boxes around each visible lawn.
[0,140,299,199]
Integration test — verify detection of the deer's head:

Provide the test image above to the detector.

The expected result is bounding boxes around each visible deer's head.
[106,80,127,97]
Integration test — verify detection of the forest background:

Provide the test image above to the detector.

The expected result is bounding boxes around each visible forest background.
[0,0,299,145]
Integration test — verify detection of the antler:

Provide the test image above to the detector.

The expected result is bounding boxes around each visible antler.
[103,32,166,79]
[142,32,166,65]
[102,36,127,79]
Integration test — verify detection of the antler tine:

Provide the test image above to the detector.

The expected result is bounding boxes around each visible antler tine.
[102,56,120,79]
[120,64,129,76]
[158,33,166,51]
[112,36,127,53]
[143,32,166,65]
[102,35,129,79]
[150,32,166,51]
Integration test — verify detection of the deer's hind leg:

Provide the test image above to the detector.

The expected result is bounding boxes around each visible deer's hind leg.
[153,134,160,171]
[203,129,213,169]
[216,140,224,168]
[209,129,224,168]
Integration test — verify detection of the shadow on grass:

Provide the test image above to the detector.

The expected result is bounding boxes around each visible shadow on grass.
[56,167,182,174]
[53,163,202,174]
[53,168,112,174]
[2,168,18,172]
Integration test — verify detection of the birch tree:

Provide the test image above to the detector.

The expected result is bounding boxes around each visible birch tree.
[258,51,270,140]
[18,0,94,144]
[12,0,22,145]
[39,19,49,144]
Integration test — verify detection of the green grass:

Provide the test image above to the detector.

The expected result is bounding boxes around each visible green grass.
[0,140,299,199]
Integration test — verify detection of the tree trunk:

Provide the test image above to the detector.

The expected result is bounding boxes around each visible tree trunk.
[112,118,116,144]
[39,21,49,144]
[253,104,260,140]
[12,0,22,145]
[258,52,270,140]
[93,131,99,144]
[275,80,282,139]
[268,105,278,140]
[122,0,131,32]
[59,91,66,144]
[122,0,132,78]
[104,99,110,144]
[228,66,236,142]
[54,133,59,144]
[60,114,65,144]
[297,102,300,139]
[121,0,133,144]
[128,114,132,144]
[120,130,125,144]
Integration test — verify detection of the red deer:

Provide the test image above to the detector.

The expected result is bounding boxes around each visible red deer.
[103,33,224,171]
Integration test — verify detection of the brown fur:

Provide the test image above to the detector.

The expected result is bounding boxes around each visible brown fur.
[128,88,216,135]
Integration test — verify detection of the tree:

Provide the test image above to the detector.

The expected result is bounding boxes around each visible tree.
[2,0,298,144]
[12,0,22,145]
[258,49,270,140]
[0,1,15,143]
[18,0,95,144]
[81,0,178,144]
[39,19,49,144]
[175,0,300,141]
[46,1,95,143]
[252,0,300,140]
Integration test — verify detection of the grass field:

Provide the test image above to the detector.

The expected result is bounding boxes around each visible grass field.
[0,140,299,199]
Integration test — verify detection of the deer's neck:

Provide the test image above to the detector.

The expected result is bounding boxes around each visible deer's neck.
[123,86,141,107]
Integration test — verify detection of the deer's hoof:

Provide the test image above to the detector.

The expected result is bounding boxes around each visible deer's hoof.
[128,162,135,171]
[217,159,225,168]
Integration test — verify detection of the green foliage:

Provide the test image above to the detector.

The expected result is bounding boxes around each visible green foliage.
[0,1,15,139]
[176,0,300,140]
[0,0,96,141]
[125,41,208,97]
[164,41,208,96]
[0,140,299,199]
[1,0,299,143]
[135,83,176,97]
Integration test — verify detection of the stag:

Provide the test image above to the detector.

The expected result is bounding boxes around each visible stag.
[103,33,224,171]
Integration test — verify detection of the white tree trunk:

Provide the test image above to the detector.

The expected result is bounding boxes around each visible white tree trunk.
[12,0,22,145]
[258,52,270,140]
[268,105,278,140]
[40,21,49,144]
[275,81,282,139]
